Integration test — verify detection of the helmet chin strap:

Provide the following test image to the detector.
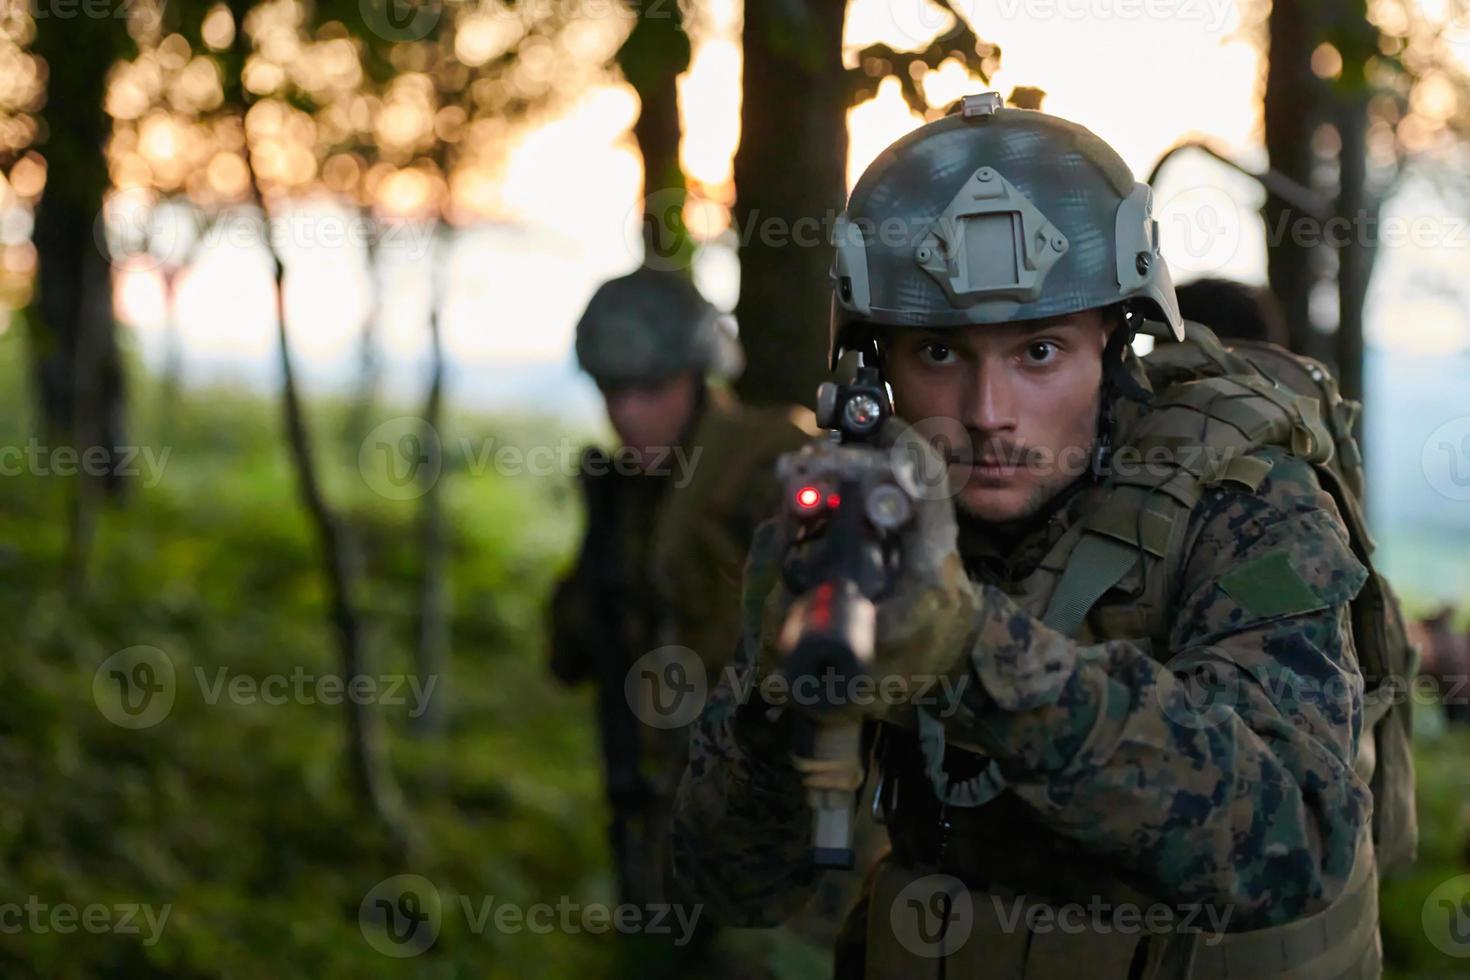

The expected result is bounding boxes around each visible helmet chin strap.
[1093,306,1153,477]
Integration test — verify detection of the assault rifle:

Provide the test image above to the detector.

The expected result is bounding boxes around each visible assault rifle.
[776,362,917,869]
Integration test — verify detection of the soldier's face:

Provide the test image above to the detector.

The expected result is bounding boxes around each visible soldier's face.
[884,309,1113,523]
[601,372,699,469]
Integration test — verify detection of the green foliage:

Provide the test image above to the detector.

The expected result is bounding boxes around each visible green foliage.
[1381,716,1470,978]
[0,326,637,978]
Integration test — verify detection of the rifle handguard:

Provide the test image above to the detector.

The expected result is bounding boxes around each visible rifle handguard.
[791,724,865,869]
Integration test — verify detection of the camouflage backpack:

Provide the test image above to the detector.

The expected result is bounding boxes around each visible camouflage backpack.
[1144,320,1418,876]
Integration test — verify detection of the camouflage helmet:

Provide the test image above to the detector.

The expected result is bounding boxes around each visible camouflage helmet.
[829,92,1183,368]
[575,267,741,386]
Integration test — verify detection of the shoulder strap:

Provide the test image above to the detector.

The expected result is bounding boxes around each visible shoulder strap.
[1040,534,1140,638]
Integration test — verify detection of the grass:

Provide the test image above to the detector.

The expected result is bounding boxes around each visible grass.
[0,329,628,978]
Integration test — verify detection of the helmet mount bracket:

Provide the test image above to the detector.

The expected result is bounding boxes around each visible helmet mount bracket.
[915,166,1069,307]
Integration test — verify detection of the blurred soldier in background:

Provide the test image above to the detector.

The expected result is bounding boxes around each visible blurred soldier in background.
[1410,608,1470,726]
[546,267,816,924]
[1173,277,1291,348]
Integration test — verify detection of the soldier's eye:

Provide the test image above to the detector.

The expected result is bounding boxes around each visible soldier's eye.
[1024,341,1059,364]
[918,342,955,366]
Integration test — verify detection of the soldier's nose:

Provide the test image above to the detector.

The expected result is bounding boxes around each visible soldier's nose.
[963,365,1019,434]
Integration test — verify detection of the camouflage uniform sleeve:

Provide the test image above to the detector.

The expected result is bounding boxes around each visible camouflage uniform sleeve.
[670,519,823,925]
[949,449,1372,930]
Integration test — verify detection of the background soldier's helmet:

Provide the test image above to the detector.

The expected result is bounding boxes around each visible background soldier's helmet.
[575,267,742,386]
[829,92,1184,368]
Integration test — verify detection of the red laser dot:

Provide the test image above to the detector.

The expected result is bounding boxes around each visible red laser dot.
[796,486,821,509]
[826,493,841,509]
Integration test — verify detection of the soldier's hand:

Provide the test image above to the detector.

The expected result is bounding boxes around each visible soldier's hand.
[865,420,981,718]
[749,422,983,721]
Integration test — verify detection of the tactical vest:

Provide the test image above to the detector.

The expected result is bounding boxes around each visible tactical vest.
[861,322,1413,980]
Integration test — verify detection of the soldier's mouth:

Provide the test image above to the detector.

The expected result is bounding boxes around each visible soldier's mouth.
[950,459,1021,485]
[972,461,1020,482]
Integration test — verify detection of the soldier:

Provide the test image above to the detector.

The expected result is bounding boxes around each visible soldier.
[547,267,816,918]
[673,94,1413,978]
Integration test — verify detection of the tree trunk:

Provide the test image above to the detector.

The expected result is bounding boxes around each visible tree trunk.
[29,12,127,594]
[1334,95,1369,411]
[412,253,448,736]
[1263,0,1325,360]
[344,219,382,457]
[266,236,409,848]
[228,0,410,853]
[732,0,848,408]
[617,0,693,269]
[1327,0,1379,440]
[157,267,183,441]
